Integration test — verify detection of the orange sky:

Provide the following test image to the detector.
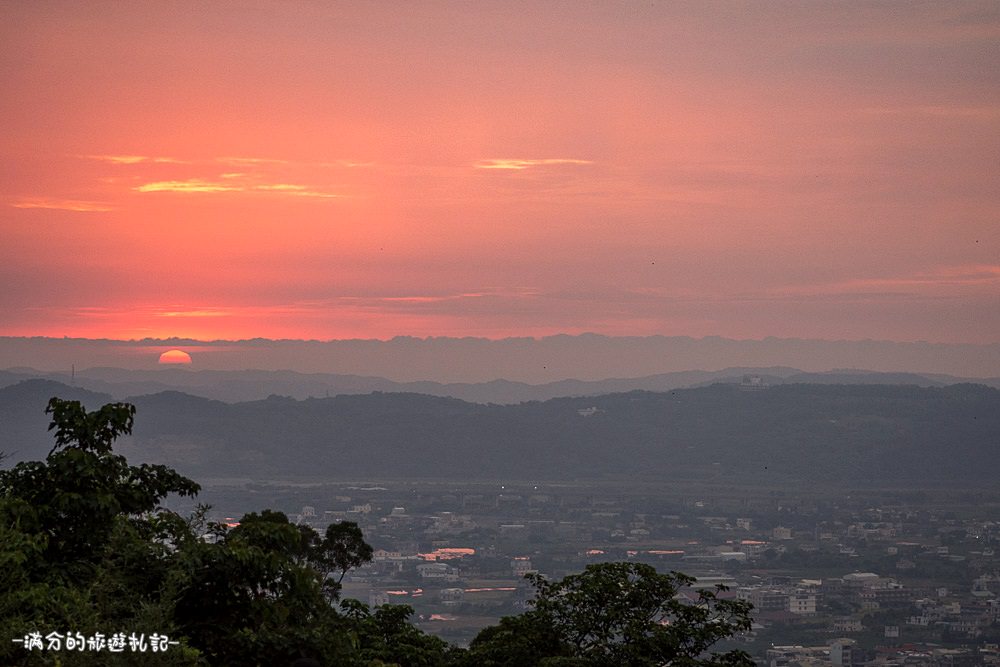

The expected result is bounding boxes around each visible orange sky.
[2,2,998,343]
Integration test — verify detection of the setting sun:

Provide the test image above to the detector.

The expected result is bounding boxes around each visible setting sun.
[158,349,192,365]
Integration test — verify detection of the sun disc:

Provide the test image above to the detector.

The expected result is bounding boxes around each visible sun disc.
[158,349,192,365]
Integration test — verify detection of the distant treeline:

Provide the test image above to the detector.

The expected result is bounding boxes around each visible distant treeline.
[2,380,997,485]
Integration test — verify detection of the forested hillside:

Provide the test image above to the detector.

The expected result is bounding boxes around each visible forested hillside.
[2,381,996,486]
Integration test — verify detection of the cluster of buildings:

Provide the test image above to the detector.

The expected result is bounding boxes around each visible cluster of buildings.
[209,480,1000,656]
[767,640,999,667]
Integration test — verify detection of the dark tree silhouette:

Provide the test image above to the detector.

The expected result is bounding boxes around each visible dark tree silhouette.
[465,562,754,667]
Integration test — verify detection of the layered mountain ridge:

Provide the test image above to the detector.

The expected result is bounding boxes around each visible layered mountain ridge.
[1,378,996,488]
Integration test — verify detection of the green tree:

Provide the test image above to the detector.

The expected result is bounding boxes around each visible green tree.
[465,562,754,667]
[0,398,203,665]
[0,397,397,667]
[341,599,455,667]
[313,521,375,589]
[462,612,572,666]
[170,509,365,666]
[1,398,199,581]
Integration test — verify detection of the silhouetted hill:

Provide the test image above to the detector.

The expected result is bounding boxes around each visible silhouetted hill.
[0,380,113,459]
[3,365,994,405]
[1,380,997,487]
[784,370,951,386]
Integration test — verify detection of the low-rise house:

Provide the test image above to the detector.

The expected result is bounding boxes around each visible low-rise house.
[417,562,459,581]
[832,617,863,633]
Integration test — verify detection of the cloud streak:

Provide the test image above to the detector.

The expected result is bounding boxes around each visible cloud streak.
[10,198,115,212]
[216,156,290,167]
[78,154,350,199]
[155,308,234,318]
[134,178,342,198]
[474,158,594,170]
[135,179,242,193]
[86,154,186,164]
[769,265,1000,301]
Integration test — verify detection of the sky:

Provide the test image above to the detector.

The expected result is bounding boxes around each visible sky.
[2,2,998,344]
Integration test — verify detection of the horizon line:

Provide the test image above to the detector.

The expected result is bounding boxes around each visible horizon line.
[2,333,999,347]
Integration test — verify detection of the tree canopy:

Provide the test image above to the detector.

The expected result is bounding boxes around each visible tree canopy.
[464,563,753,667]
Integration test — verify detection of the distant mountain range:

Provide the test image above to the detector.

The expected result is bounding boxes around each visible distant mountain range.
[2,366,997,405]
[1,378,997,487]
[4,335,1000,384]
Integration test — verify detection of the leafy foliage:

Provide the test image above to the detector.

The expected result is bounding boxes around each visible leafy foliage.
[171,510,366,665]
[45,398,136,455]
[0,399,204,665]
[465,563,754,667]
[1,398,199,582]
[319,521,376,585]
[341,599,455,667]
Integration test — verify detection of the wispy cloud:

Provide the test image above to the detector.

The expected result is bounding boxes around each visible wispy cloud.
[373,292,490,304]
[10,198,115,212]
[155,308,233,318]
[85,154,368,169]
[331,288,542,314]
[42,304,316,323]
[766,265,1000,303]
[135,179,243,193]
[830,265,1000,291]
[319,160,375,168]
[59,306,112,316]
[255,183,307,192]
[281,189,341,199]
[474,158,594,170]
[217,156,290,167]
[217,156,373,169]
[133,177,341,198]
[254,183,341,198]
[81,154,363,200]
[85,154,186,164]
